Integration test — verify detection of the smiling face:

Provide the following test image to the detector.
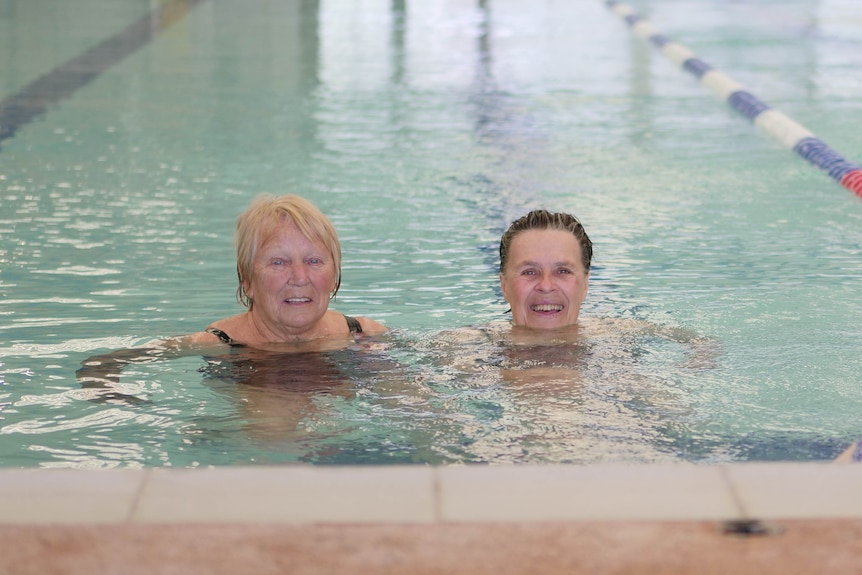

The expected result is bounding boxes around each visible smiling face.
[244,220,339,338]
[500,229,589,329]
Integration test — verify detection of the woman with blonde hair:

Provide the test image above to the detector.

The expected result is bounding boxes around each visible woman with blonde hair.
[77,194,386,400]
[194,193,385,345]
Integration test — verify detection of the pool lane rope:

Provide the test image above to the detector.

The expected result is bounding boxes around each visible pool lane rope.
[604,0,862,199]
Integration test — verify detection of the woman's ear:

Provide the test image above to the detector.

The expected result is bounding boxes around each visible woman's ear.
[242,274,254,301]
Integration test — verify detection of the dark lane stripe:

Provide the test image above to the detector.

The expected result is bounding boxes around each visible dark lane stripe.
[0,0,207,146]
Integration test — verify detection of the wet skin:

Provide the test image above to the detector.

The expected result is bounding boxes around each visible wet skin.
[243,221,341,341]
[499,228,589,330]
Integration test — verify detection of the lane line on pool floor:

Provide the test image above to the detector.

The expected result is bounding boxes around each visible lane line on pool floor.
[0,0,208,149]
[604,0,862,199]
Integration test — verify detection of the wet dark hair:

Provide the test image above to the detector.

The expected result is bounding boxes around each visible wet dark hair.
[499,209,592,274]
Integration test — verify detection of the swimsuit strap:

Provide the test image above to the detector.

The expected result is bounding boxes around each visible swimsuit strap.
[206,327,235,344]
[344,315,363,334]
[208,320,360,342]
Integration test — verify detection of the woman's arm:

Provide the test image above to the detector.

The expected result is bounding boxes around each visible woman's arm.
[76,343,166,404]
[587,318,722,370]
[76,332,220,404]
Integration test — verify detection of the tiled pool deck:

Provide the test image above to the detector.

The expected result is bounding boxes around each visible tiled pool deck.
[2,462,862,573]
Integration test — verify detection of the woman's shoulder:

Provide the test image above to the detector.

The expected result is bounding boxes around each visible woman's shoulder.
[349,314,388,335]
[179,314,248,345]
[578,317,649,336]
[177,329,230,346]
[424,322,508,347]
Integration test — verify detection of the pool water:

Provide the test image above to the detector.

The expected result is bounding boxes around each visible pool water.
[1,0,861,468]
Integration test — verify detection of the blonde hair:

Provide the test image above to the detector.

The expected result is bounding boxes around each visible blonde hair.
[235,194,342,308]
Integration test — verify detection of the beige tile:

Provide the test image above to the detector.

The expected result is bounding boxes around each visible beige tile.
[133,465,436,523]
[0,469,145,524]
[437,464,741,522]
[724,462,862,519]
[4,462,860,526]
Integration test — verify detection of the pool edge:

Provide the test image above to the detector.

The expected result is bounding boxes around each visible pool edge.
[2,461,862,525]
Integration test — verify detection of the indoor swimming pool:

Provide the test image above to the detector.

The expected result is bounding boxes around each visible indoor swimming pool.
[1,0,861,468]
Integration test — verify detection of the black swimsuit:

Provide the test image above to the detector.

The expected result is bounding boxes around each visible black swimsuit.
[207,314,363,345]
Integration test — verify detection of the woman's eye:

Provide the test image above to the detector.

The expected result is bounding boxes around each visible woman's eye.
[272,259,284,266]
[308,258,323,265]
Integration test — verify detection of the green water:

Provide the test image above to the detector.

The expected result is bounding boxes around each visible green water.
[1,0,861,467]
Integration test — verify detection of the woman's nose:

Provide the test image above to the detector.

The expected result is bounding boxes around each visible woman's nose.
[535,271,555,291]
[287,265,309,285]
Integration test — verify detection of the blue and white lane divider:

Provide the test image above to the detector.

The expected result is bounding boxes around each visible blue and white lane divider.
[604,0,862,199]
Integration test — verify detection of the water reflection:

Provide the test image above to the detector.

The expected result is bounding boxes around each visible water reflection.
[390,0,406,85]
[1,0,861,468]
[409,319,716,464]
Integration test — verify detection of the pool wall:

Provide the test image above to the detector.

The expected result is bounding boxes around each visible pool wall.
[2,462,862,572]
